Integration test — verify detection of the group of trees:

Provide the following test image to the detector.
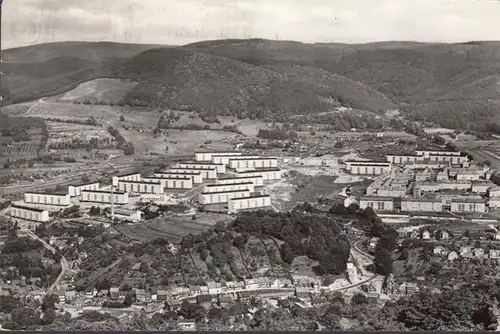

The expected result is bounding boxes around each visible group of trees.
[257,128,298,141]
[48,137,115,150]
[107,126,134,155]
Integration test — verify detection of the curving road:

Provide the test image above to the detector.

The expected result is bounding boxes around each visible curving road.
[21,229,69,294]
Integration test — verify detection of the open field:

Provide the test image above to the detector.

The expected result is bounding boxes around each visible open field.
[114,213,233,243]
[58,78,138,103]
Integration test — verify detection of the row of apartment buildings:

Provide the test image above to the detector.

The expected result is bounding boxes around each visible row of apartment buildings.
[359,196,488,213]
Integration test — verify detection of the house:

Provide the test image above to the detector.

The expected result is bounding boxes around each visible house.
[244,279,259,290]
[217,295,234,308]
[172,286,190,297]
[109,287,120,300]
[207,281,223,295]
[84,287,97,299]
[65,291,76,303]
[369,237,378,248]
[367,281,378,294]
[421,230,431,240]
[447,251,458,261]
[54,290,66,303]
[237,290,258,302]
[6,266,19,278]
[224,281,236,289]
[489,249,500,259]
[433,246,447,255]
[255,277,271,288]
[234,281,245,290]
[406,283,419,294]
[196,294,212,307]
[157,289,170,301]
[295,287,310,299]
[97,290,109,298]
[135,289,146,303]
[178,320,197,331]
[436,230,451,240]
[473,248,485,258]
[460,246,472,256]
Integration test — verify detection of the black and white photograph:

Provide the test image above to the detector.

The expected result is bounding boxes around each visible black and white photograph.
[1,0,500,331]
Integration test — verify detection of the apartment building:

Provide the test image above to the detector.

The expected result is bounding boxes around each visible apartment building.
[416,150,462,158]
[228,157,278,170]
[167,167,217,180]
[154,171,203,184]
[9,204,50,222]
[227,194,272,214]
[345,161,391,175]
[236,168,282,181]
[450,198,487,213]
[195,151,242,162]
[68,182,100,197]
[175,161,226,174]
[216,176,264,187]
[111,209,142,222]
[471,181,493,194]
[436,170,449,181]
[203,182,255,194]
[199,189,252,205]
[212,154,260,165]
[359,196,394,212]
[401,198,443,212]
[24,192,71,206]
[489,186,500,198]
[112,173,141,187]
[81,189,129,205]
[385,155,420,165]
[117,180,163,194]
[143,176,193,189]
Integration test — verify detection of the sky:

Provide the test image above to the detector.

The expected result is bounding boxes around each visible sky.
[2,0,500,49]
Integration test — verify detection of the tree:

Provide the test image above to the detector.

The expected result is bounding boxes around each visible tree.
[120,115,125,122]
[334,141,344,148]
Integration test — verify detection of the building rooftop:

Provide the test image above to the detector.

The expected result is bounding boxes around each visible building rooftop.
[70,181,100,188]
[205,182,254,188]
[25,190,68,196]
[229,157,278,161]
[232,194,271,200]
[201,189,251,195]
[144,176,191,181]
[117,180,161,185]
[82,189,126,195]
[219,175,264,181]
[115,172,141,178]
[359,196,394,201]
[178,161,224,166]
[10,204,46,213]
[168,167,216,171]
[450,198,486,204]
[157,171,201,175]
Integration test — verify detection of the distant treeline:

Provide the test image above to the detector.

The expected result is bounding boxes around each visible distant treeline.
[108,126,134,155]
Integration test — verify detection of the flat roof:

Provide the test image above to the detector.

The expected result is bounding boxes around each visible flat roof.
[237,168,281,173]
[231,194,271,200]
[206,182,253,187]
[115,172,141,178]
[201,189,251,195]
[25,191,68,196]
[177,162,224,166]
[117,180,161,185]
[169,167,216,171]
[359,196,394,201]
[157,171,201,175]
[451,198,486,203]
[386,154,420,157]
[219,175,264,180]
[348,163,391,167]
[402,198,442,203]
[229,157,278,161]
[144,176,191,180]
[195,151,241,154]
[11,204,46,213]
[82,189,126,195]
[345,160,389,163]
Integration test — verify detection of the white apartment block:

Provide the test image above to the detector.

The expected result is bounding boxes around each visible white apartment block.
[143,176,193,189]
[24,192,71,206]
[359,196,394,212]
[229,157,278,170]
[199,189,252,205]
[427,154,467,165]
[450,199,487,213]
[112,173,141,187]
[416,150,462,158]
[456,172,481,181]
[155,172,203,184]
[212,155,260,165]
[472,181,493,194]
[9,204,50,222]
[403,161,446,170]
[376,187,407,197]
[203,182,255,194]
[386,155,420,164]
[117,180,163,194]
[436,170,449,181]
[236,168,282,181]
[401,198,443,212]
[217,176,264,187]
[81,189,129,205]
[68,182,100,197]
[175,162,226,174]
[139,194,170,204]
[488,198,500,208]
[228,194,272,214]
[195,151,242,162]
[167,167,217,179]
[489,186,500,198]
[345,162,391,175]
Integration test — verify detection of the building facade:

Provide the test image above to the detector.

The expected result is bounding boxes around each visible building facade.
[217,176,264,187]
[385,155,420,165]
[81,190,129,204]
[359,196,394,212]
[111,209,142,222]
[195,151,242,162]
[203,182,255,194]
[228,195,272,213]
[472,181,492,194]
[117,180,163,194]
[401,198,443,212]
[212,155,260,165]
[143,176,193,189]
[9,204,50,222]
[175,162,226,174]
[24,192,71,206]
[236,168,282,181]
[167,167,217,179]
[199,189,252,205]
[228,157,279,170]
[345,162,391,175]
[112,173,141,187]
[450,199,487,213]
[155,172,203,184]
[68,182,100,197]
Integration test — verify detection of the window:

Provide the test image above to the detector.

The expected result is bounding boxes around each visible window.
[58,198,61,205]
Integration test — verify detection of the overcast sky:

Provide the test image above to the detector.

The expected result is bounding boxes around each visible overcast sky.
[3,0,500,49]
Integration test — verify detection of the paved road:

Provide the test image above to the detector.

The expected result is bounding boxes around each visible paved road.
[21,229,69,294]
